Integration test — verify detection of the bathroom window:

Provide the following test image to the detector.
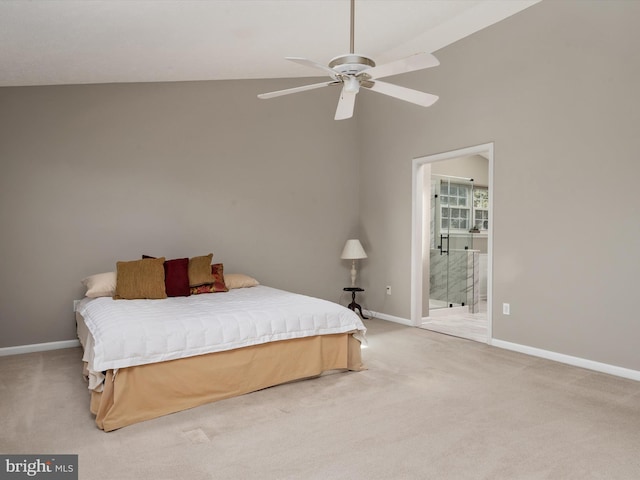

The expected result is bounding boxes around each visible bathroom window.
[473,188,489,230]
[440,183,489,232]
[440,183,470,231]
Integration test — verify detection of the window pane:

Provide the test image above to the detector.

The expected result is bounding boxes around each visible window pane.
[475,189,488,208]
[442,219,449,228]
[441,207,449,218]
[461,210,469,219]
[459,197,467,206]
[441,184,448,194]
[452,219,460,229]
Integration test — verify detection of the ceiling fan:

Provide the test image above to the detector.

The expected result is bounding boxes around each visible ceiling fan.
[257,0,440,120]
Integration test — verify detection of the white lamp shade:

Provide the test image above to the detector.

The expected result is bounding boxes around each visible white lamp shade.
[341,239,367,260]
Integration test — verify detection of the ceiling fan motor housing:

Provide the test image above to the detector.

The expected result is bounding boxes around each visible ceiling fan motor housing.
[328,54,375,75]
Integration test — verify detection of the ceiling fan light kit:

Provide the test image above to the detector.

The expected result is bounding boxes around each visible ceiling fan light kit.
[258,0,439,120]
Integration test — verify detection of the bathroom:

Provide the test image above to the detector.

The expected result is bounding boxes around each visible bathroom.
[421,153,489,342]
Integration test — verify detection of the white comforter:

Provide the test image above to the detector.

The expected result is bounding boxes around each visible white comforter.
[79,285,366,377]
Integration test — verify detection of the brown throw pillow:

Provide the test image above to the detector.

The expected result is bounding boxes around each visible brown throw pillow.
[188,253,214,287]
[191,263,229,294]
[113,257,167,300]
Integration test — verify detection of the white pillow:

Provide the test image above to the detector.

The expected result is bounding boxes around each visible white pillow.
[81,272,117,298]
[223,273,259,289]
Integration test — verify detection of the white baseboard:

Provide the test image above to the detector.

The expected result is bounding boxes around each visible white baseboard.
[491,339,640,382]
[364,310,640,382]
[363,310,414,327]
[0,339,80,357]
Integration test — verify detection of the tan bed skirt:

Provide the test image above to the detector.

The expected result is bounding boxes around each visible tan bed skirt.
[90,332,364,431]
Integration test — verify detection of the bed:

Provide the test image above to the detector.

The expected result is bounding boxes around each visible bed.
[76,279,366,432]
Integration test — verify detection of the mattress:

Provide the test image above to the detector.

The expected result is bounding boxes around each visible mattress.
[78,285,366,390]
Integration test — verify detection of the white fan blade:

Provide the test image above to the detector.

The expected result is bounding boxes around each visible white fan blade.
[258,81,338,99]
[335,87,357,120]
[286,57,339,80]
[365,80,438,107]
[365,52,439,80]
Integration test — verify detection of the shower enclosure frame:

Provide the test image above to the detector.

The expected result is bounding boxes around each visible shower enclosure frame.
[430,174,475,310]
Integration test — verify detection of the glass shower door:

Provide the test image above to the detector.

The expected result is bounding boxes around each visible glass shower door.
[430,177,473,309]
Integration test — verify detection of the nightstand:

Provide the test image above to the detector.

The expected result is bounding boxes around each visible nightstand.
[343,287,368,319]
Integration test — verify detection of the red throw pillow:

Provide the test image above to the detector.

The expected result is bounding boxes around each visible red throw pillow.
[163,258,190,297]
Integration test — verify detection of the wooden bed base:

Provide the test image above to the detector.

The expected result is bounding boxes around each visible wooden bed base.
[89,332,364,431]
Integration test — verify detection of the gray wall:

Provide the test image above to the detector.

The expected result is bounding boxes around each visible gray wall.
[0,79,359,347]
[2,0,639,374]
[359,0,640,371]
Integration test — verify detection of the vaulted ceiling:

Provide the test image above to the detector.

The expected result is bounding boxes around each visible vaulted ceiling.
[0,0,539,87]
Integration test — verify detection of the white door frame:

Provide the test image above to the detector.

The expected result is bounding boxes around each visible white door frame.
[410,143,494,342]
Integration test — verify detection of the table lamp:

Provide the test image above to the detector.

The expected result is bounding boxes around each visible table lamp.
[340,239,367,287]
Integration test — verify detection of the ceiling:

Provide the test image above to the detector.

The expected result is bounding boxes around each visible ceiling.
[0,0,539,87]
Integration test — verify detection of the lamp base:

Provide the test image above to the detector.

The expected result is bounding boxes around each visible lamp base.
[350,260,357,287]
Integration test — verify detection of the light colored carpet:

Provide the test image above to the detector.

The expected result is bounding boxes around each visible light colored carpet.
[2,318,640,479]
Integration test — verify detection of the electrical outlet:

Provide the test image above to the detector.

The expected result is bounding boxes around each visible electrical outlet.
[386,286,392,295]
[502,303,510,315]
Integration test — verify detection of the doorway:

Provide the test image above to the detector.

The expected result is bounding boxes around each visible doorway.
[411,143,493,343]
